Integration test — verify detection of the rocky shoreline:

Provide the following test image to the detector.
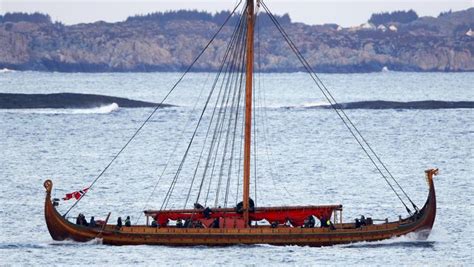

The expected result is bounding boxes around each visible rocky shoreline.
[0,8,473,73]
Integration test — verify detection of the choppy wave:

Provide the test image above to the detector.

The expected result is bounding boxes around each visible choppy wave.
[0,238,103,250]
[286,100,474,110]
[0,243,48,250]
[0,68,15,73]
[49,238,103,246]
[0,103,119,114]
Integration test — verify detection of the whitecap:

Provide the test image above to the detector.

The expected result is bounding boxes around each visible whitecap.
[300,101,331,108]
[0,68,15,73]
[281,101,330,109]
[0,103,119,114]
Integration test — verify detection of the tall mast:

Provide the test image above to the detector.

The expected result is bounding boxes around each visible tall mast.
[242,0,255,227]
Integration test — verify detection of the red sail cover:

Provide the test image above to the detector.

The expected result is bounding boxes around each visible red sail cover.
[146,205,342,227]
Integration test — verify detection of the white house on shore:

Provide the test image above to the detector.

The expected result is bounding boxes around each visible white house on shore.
[377,25,387,32]
[466,29,474,37]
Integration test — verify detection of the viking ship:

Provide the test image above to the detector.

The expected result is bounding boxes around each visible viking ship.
[44,0,437,246]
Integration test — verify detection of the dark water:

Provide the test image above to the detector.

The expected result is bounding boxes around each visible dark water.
[0,71,473,265]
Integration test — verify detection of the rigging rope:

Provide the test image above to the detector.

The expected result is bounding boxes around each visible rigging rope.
[63,0,243,217]
[183,13,247,208]
[261,0,415,214]
[161,7,247,210]
[223,24,247,209]
[134,72,211,224]
[214,12,248,208]
[202,13,248,208]
[255,13,294,199]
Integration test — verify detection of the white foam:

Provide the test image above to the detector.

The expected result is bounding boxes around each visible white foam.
[1,103,119,114]
[49,237,103,246]
[300,101,331,108]
[70,103,119,114]
[0,68,15,73]
[338,228,436,248]
[282,101,330,109]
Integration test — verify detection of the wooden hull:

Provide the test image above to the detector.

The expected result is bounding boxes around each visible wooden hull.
[43,169,437,246]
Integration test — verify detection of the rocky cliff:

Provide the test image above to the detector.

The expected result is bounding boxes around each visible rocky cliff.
[0,9,473,72]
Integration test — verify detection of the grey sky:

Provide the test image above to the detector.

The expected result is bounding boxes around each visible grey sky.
[1,0,472,27]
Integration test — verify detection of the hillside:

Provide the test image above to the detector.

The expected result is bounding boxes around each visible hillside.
[0,9,473,72]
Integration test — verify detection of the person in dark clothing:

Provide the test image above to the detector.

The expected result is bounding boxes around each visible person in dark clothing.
[151,219,158,228]
[360,215,367,226]
[248,198,255,212]
[303,218,309,228]
[203,207,212,219]
[211,218,220,228]
[76,213,88,226]
[176,219,183,228]
[319,217,335,229]
[235,198,255,213]
[89,216,96,227]
[306,216,315,228]
[125,216,131,227]
[236,202,244,213]
[366,217,373,225]
[355,218,361,228]
[320,217,328,228]
[184,219,191,228]
[82,215,88,226]
[194,203,204,209]
[116,217,122,229]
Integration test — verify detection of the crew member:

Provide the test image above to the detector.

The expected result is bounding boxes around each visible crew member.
[116,217,122,229]
[89,216,96,227]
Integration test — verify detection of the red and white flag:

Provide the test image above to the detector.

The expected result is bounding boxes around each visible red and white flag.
[62,187,89,201]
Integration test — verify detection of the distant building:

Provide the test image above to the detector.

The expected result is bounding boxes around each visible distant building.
[349,22,376,32]
[361,22,376,30]
[377,25,387,32]
[389,25,398,32]
[466,29,474,37]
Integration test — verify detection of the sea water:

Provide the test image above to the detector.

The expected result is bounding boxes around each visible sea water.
[0,71,473,265]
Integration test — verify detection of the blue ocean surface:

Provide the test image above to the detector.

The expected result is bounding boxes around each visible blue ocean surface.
[0,71,473,265]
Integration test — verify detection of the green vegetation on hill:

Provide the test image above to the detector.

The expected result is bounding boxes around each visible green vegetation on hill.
[0,12,51,24]
[369,10,418,25]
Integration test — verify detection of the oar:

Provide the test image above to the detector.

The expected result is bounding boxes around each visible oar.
[97,212,111,238]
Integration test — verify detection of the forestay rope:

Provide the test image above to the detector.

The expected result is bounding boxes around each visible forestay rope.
[63,0,244,217]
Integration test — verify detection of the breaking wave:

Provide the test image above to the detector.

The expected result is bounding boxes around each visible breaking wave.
[340,230,436,249]
[0,68,15,73]
[300,101,330,108]
[1,103,119,114]
[285,100,474,110]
